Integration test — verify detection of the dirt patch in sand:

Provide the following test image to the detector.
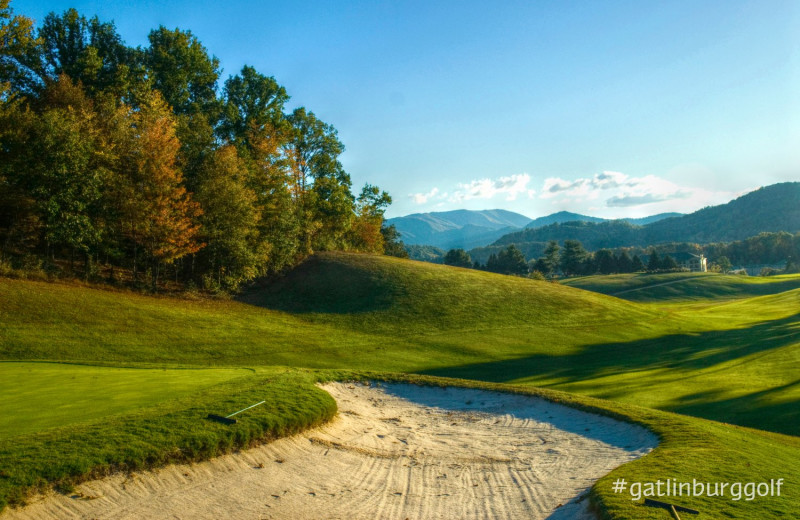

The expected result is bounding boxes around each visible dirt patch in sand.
[1,382,657,519]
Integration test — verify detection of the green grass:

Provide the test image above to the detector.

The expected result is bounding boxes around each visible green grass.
[0,367,336,510]
[1,252,798,518]
[0,362,250,439]
[2,253,797,435]
[563,271,800,302]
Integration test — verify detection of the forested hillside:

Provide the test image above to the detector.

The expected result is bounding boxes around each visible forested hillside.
[523,211,681,229]
[0,1,393,290]
[490,183,800,253]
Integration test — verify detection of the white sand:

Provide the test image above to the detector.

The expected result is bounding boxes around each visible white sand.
[1,382,657,520]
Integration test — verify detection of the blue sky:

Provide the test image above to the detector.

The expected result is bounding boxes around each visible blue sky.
[13,0,800,218]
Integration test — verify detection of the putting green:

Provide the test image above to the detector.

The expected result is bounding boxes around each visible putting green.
[0,362,249,439]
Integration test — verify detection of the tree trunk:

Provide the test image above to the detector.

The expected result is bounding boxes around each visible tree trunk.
[132,241,138,282]
[152,260,159,292]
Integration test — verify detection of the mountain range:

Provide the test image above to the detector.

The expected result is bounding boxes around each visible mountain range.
[387,209,681,250]
[385,209,532,250]
[524,211,683,229]
[468,182,800,263]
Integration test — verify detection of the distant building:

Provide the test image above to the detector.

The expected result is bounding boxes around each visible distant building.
[641,252,708,272]
[671,252,707,272]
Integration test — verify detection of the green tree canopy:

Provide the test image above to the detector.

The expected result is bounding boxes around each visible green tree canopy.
[594,249,616,274]
[0,0,40,94]
[542,240,560,275]
[647,249,661,272]
[616,250,633,273]
[444,248,473,268]
[560,239,588,276]
[487,244,528,276]
[219,65,288,147]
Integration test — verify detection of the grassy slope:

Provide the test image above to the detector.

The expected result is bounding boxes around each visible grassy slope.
[562,271,800,302]
[0,367,336,510]
[1,252,798,518]
[2,254,797,434]
[0,362,249,439]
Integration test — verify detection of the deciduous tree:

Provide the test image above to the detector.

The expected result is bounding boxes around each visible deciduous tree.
[115,91,203,288]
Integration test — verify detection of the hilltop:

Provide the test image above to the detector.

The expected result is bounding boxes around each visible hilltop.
[524,210,681,229]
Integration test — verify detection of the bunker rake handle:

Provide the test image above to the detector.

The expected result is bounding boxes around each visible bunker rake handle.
[207,400,266,425]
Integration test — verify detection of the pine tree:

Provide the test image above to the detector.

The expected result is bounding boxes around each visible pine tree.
[647,249,661,272]
[542,240,560,276]
[595,249,616,274]
[616,250,633,273]
[560,240,589,276]
[660,254,679,271]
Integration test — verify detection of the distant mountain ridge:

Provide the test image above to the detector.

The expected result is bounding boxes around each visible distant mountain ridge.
[389,208,683,251]
[524,211,604,229]
[386,209,532,250]
[485,182,800,257]
[524,211,683,229]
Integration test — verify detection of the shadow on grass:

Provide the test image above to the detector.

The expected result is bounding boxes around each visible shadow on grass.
[670,379,800,436]
[422,313,800,435]
[237,256,405,314]
[613,276,800,302]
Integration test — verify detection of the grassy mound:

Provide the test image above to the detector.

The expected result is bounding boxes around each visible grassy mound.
[241,252,661,331]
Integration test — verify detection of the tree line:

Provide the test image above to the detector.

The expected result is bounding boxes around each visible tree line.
[442,239,772,278]
[462,230,800,276]
[0,1,401,290]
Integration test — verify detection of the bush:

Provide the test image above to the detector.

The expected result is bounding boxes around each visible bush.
[0,259,13,277]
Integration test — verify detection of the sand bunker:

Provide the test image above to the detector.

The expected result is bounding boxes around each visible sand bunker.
[2,382,657,520]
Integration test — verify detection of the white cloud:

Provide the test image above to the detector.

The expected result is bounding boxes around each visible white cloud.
[606,191,690,207]
[451,173,535,202]
[410,187,440,204]
[591,170,635,190]
[604,174,697,208]
[542,177,586,196]
[407,173,535,208]
[538,171,735,213]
